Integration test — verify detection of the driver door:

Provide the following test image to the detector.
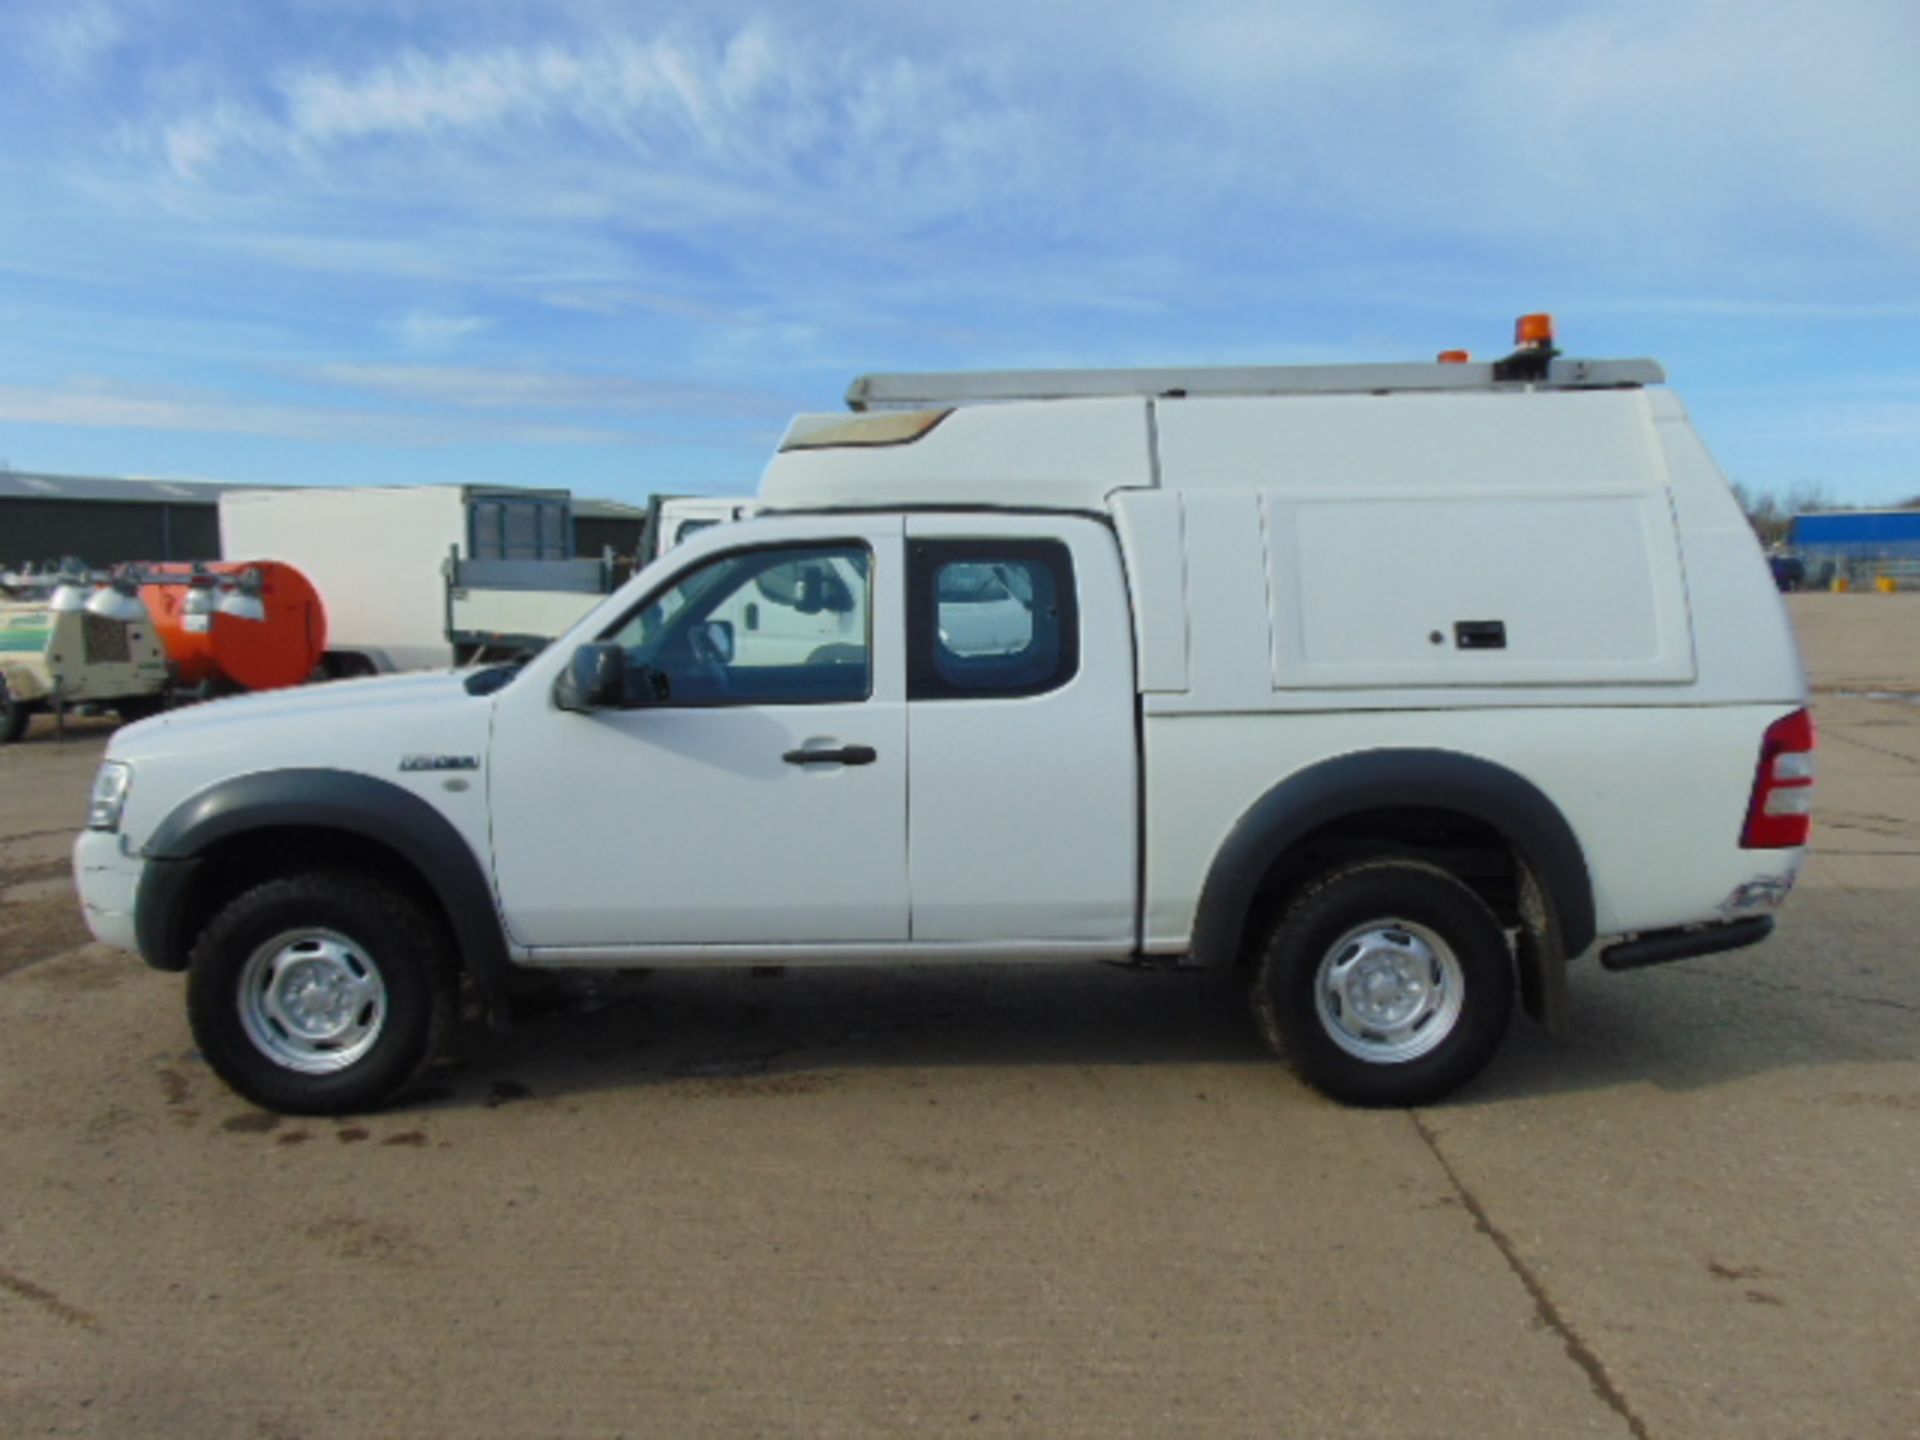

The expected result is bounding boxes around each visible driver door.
[488,516,908,951]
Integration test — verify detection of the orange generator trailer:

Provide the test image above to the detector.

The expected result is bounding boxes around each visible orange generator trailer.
[138,561,328,692]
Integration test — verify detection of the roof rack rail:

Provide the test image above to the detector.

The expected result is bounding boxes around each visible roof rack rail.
[845,357,1664,411]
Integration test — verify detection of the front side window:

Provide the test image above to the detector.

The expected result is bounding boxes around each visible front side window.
[908,540,1077,700]
[602,544,871,706]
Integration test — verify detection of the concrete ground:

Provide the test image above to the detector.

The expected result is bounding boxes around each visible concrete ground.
[2,596,1916,1438]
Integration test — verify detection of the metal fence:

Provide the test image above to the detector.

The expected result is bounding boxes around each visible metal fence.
[1796,544,1920,591]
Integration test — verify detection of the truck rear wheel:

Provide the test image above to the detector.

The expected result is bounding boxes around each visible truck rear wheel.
[1252,860,1513,1107]
[187,873,451,1115]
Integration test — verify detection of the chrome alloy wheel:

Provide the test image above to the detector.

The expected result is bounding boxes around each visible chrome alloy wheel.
[1313,919,1465,1065]
[236,928,388,1074]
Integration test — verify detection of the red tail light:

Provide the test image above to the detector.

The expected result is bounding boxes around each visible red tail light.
[1740,707,1815,848]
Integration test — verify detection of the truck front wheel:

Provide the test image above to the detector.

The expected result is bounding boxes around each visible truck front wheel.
[1252,860,1513,1107]
[187,873,451,1115]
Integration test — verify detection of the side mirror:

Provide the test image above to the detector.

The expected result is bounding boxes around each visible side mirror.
[795,568,824,615]
[555,642,626,712]
[797,567,855,615]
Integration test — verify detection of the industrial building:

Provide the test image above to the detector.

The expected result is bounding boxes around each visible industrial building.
[1788,509,1920,587]
[0,471,234,567]
[0,470,650,571]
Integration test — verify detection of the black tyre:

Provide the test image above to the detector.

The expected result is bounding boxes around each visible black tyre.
[1252,860,1514,1107]
[0,676,32,744]
[187,873,452,1115]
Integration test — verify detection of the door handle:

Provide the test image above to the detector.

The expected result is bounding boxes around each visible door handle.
[783,745,877,767]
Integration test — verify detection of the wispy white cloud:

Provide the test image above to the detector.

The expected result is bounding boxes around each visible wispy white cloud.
[211,229,526,284]
[306,362,774,415]
[1143,0,1920,256]
[0,379,625,447]
[5,1,1918,500]
[1729,400,1920,444]
[394,310,490,350]
[124,2,1920,288]
[143,19,1064,240]
[161,101,276,179]
[24,0,128,80]
[538,288,738,324]
[1584,297,1920,323]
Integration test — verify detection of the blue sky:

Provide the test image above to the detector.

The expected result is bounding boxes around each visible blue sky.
[1,0,1915,507]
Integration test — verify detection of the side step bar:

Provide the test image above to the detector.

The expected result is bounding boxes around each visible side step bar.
[1600,917,1775,972]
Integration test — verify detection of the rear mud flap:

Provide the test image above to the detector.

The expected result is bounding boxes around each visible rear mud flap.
[1515,865,1570,1037]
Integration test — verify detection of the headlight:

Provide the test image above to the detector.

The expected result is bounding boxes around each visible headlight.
[88,762,132,832]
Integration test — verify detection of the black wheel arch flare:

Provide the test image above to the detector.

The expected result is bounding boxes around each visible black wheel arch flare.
[133,768,512,999]
[1188,748,1596,1019]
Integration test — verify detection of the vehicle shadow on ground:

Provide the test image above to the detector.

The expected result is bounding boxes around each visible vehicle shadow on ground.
[429,963,1271,1110]
[412,916,1918,1114]
[4,714,122,746]
[1469,901,1919,1104]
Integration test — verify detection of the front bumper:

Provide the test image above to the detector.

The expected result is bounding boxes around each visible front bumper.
[72,829,142,955]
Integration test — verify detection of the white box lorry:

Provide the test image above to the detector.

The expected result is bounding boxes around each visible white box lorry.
[644,494,758,559]
[219,485,614,672]
[77,325,1813,1113]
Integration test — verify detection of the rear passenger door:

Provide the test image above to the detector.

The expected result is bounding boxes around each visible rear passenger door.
[904,515,1138,944]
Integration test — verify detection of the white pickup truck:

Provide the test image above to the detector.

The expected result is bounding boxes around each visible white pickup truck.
[75,328,1813,1114]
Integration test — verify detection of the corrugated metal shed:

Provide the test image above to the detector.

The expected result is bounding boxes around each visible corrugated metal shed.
[0,470,264,566]
[0,471,271,505]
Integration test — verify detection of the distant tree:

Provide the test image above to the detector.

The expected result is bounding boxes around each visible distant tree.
[1729,480,1844,546]
[1782,481,1837,517]
[1730,481,1786,545]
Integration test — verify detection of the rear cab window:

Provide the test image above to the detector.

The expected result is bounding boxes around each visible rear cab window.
[907,540,1077,700]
